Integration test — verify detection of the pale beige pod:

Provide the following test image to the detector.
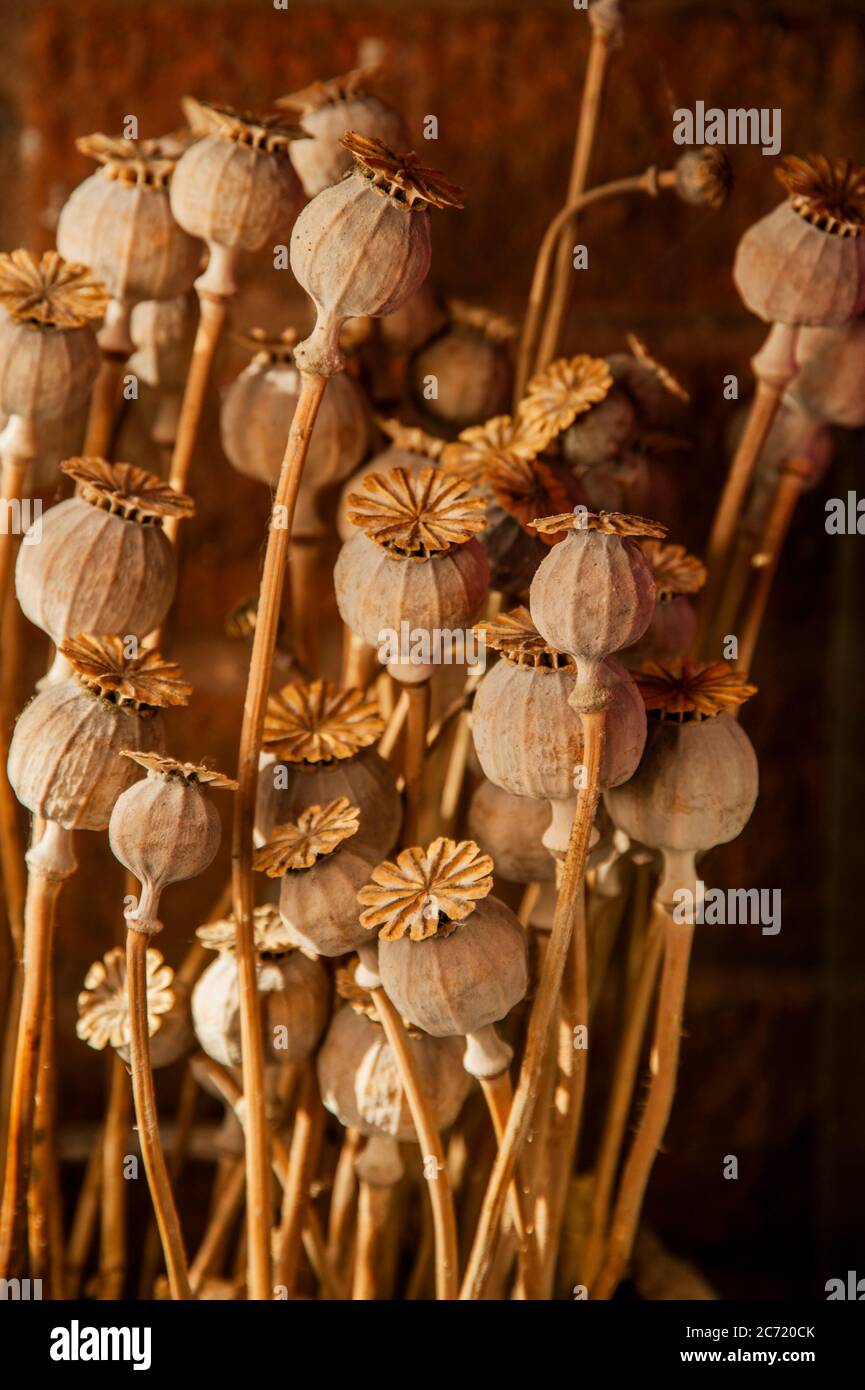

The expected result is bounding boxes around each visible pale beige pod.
[621,542,706,669]
[16,460,192,659]
[409,301,515,430]
[129,293,198,393]
[471,609,646,800]
[277,68,410,198]
[379,280,448,355]
[220,328,369,535]
[7,635,190,830]
[254,799,378,958]
[467,779,554,885]
[788,317,865,428]
[57,136,201,311]
[255,679,401,860]
[77,946,194,1071]
[290,132,463,376]
[336,418,444,542]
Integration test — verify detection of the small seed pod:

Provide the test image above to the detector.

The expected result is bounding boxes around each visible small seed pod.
[8,635,188,830]
[254,798,378,957]
[276,68,410,198]
[409,301,516,430]
[171,101,307,297]
[788,317,865,428]
[361,839,528,1079]
[0,250,105,427]
[57,136,201,324]
[471,607,646,800]
[379,280,448,356]
[467,779,554,885]
[336,417,444,542]
[672,147,733,210]
[335,467,489,682]
[221,328,369,536]
[16,459,193,674]
[621,542,706,668]
[518,352,614,448]
[77,946,193,1070]
[256,679,401,860]
[529,509,664,696]
[734,155,865,327]
[109,754,236,932]
[290,132,463,376]
[192,905,329,1068]
[129,292,197,393]
[605,661,759,898]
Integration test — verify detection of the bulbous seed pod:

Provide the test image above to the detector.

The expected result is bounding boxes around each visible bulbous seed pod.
[171,101,307,296]
[360,839,528,1076]
[76,946,193,1070]
[571,450,651,517]
[336,417,444,542]
[57,135,201,313]
[276,68,410,198]
[529,508,664,695]
[788,317,865,428]
[221,328,369,536]
[192,906,329,1068]
[517,352,614,447]
[255,679,401,860]
[8,635,189,830]
[672,147,733,211]
[254,798,378,957]
[621,542,706,669]
[129,292,198,394]
[604,662,759,888]
[409,301,516,429]
[16,459,193,665]
[335,467,489,681]
[561,387,637,469]
[0,250,105,425]
[290,132,464,376]
[471,608,646,799]
[467,779,554,884]
[733,155,865,327]
[379,280,448,355]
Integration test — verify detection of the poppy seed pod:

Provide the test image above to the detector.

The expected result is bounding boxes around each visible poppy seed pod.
[255,679,401,861]
[561,386,637,469]
[77,946,193,1070]
[170,101,306,297]
[621,542,706,669]
[467,780,554,885]
[57,136,201,318]
[0,251,105,427]
[276,68,410,198]
[606,334,691,429]
[290,133,463,377]
[7,636,189,830]
[379,280,448,355]
[221,328,369,536]
[788,317,865,428]
[254,799,378,957]
[16,460,192,671]
[529,509,663,698]
[471,609,646,800]
[733,155,865,328]
[336,417,443,541]
[409,301,515,430]
[129,293,197,394]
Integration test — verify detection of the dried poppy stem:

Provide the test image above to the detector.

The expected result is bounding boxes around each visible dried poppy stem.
[189,1157,245,1294]
[378,689,409,762]
[403,679,431,844]
[353,1179,395,1301]
[138,1063,198,1298]
[371,987,459,1299]
[534,0,622,373]
[0,822,76,1278]
[98,1052,131,1299]
[697,323,800,656]
[28,984,63,1295]
[273,1063,325,1296]
[231,369,328,1300]
[290,538,324,674]
[581,900,665,1290]
[478,1068,539,1294]
[340,629,379,690]
[65,1127,104,1298]
[460,705,606,1300]
[736,457,812,677]
[83,350,128,458]
[0,423,33,960]
[327,1127,361,1271]
[126,930,192,1300]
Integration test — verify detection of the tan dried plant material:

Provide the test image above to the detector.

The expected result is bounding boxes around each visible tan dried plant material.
[440,412,555,485]
[276,66,380,113]
[0,249,108,330]
[640,541,706,598]
[377,416,446,461]
[197,903,295,956]
[121,751,237,789]
[335,957,423,1036]
[254,798,360,875]
[449,299,517,343]
[263,679,384,763]
[60,634,192,710]
[75,133,178,187]
[234,325,298,363]
[485,455,572,544]
[520,353,614,436]
[475,605,575,673]
[77,946,174,1050]
[358,837,494,942]
[776,154,865,237]
[181,97,309,153]
[61,458,195,524]
[635,659,757,720]
[347,466,486,557]
[529,507,668,540]
[340,131,465,211]
[626,334,690,404]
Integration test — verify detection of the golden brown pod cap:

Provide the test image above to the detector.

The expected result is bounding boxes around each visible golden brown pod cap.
[519,354,613,436]
[61,458,194,525]
[776,154,865,238]
[182,97,309,153]
[60,634,192,711]
[121,750,236,789]
[475,605,575,673]
[276,67,380,114]
[346,466,486,557]
[640,541,706,598]
[254,798,360,874]
[634,659,757,721]
[264,680,384,763]
[340,131,464,211]
[358,838,494,941]
[0,249,107,329]
[441,412,554,485]
[196,903,296,956]
[77,946,174,1050]
[530,507,667,539]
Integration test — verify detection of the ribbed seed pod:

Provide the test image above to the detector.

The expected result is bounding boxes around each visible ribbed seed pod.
[277,69,410,198]
[129,293,198,393]
[379,280,448,355]
[192,941,328,1069]
[788,317,865,427]
[621,542,706,668]
[336,418,443,541]
[290,132,463,376]
[409,301,515,429]
[467,779,554,884]
[76,946,193,1070]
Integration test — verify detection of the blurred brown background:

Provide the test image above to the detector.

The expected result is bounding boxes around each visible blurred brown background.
[1,0,864,1299]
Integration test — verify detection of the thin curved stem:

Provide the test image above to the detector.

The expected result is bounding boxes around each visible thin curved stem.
[327,1127,362,1271]
[479,1069,540,1296]
[273,1063,324,1296]
[189,1158,245,1295]
[163,292,231,542]
[736,458,811,678]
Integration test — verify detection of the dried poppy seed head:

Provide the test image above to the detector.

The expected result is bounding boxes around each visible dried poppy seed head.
[358,838,494,942]
[277,70,410,198]
[77,946,191,1069]
[60,634,192,712]
[0,249,108,330]
[519,354,614,439]
[409,300,515,430]
[346,466,486,558]
[776,154,865,237]
[441,411,555,486]
[254,798,361,875]
[263,679,384,763]
[62,458,195,525]
[192,940,329,1069]
[639,542,706,600]
[674,147,732,210]
[196,903,296,958]
[475,606,576,674]
[633,659,757,722]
